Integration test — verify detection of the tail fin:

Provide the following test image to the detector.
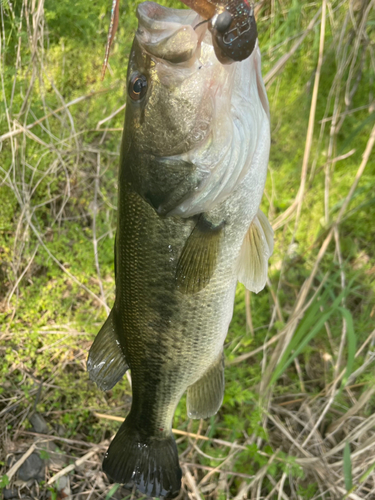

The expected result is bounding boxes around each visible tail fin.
[103,417,181,498]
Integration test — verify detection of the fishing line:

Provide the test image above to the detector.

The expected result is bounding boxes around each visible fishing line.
[194,18,210,30]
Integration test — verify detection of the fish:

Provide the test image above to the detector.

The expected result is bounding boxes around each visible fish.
[87,1,273,497]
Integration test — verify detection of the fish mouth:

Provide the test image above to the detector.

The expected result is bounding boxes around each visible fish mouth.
[136,2,206,64]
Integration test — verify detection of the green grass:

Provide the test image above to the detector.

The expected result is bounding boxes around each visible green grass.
[1,0,375,498]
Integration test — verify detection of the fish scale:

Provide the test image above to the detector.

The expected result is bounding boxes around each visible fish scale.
[87,2,272,497]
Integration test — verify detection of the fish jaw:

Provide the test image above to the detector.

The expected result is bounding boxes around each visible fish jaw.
[136,1,205,64]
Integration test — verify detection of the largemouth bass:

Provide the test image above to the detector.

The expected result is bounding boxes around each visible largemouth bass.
[88,2,272,496]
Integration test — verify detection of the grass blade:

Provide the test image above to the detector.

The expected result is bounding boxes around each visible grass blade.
[270,283,350,385]
[343,441,353,492]
[338,307,356,392]
[106,483,121,499]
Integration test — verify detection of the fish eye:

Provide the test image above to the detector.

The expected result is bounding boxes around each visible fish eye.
[128,72,148,101]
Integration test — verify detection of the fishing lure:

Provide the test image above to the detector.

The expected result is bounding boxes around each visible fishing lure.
[183,0,258,64]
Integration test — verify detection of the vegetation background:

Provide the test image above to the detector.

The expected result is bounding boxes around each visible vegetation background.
[1,0,374,498]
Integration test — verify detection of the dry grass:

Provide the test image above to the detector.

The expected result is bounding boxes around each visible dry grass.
[1,0,375,499]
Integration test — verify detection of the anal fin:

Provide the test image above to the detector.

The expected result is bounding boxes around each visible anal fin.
[187,351,225,419]
[237,208,274,294]
[87,309,128,391]
[176,216,224,294]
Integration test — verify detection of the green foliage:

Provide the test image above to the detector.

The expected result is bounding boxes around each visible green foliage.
[270,276,358,386]
[0,475,9,488]
[339,307,356,393]
[343,442,353,492]
[105,483,121,499]
[39,449,50,460]
[47,486,58,500]
[297,482,318,498]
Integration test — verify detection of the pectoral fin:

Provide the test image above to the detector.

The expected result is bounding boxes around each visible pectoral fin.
[176,216,224,294]
[237,209,274,293]
[187,351,225,419]
[87,310,128,391]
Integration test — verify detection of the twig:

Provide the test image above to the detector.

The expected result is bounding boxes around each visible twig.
[0,88,114,143]
[47,448,101,485]
[182,465,203,500]
[6,243,39,308]
[96,103,126,129]
[264,7,322,86]
[228,330,284,365]
[18,430,108,448]
[183,462,255,481]
[327,385,375,434]
[93,412,247,450]
[295,0,327,232]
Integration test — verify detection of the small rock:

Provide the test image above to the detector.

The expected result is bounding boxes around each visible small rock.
[17,452,44,482]
[56,476,72,500]
[56,476,68,489]
[2,488,18,499]
[29,413,48,434]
